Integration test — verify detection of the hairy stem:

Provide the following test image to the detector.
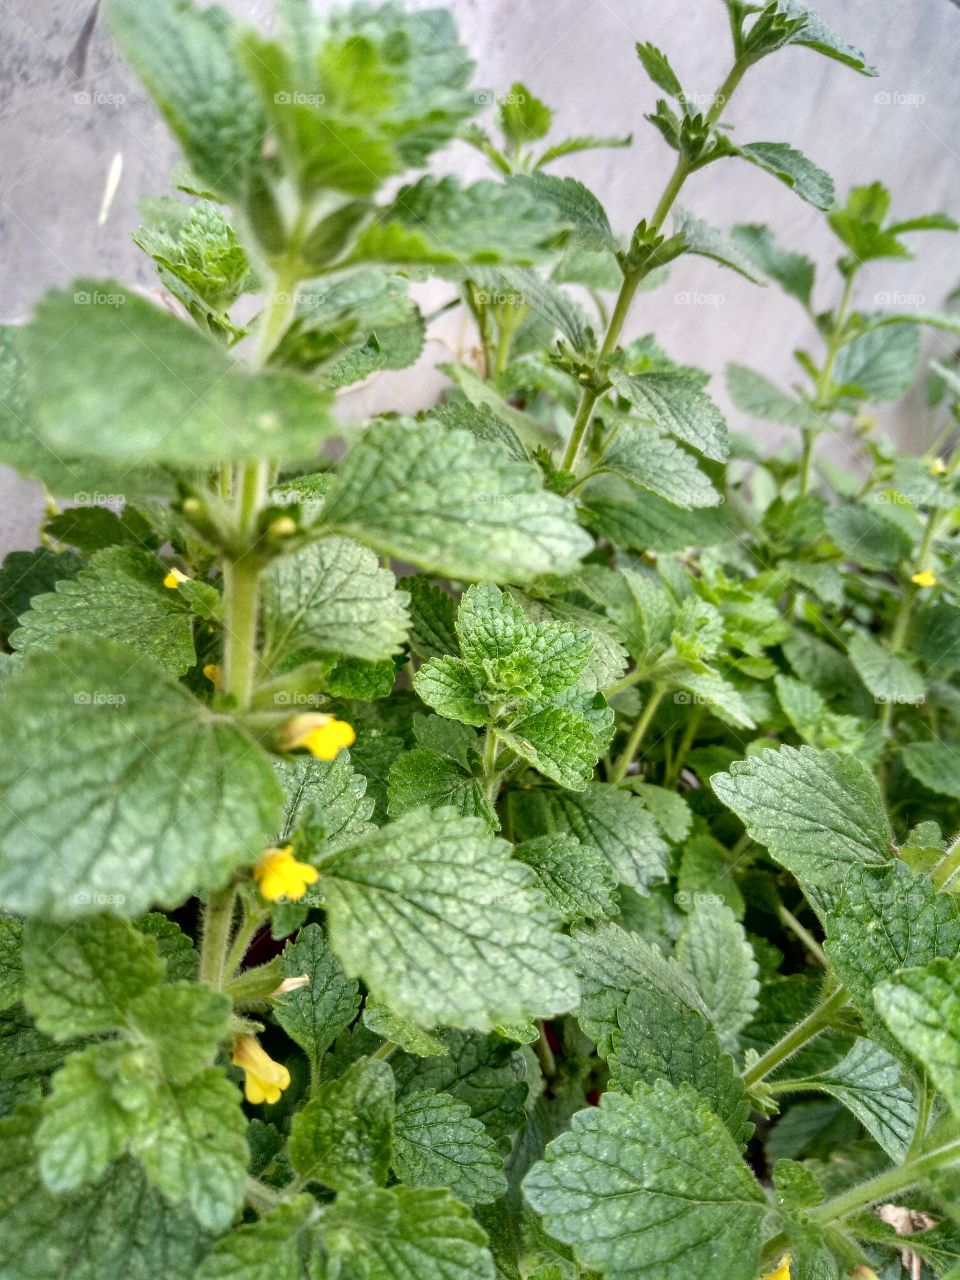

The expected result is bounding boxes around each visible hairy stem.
[777,902,828,967]
[198,886,238,991]
[808,1138,960,1226]
[742,984,849,1089]
[610,683,667,784]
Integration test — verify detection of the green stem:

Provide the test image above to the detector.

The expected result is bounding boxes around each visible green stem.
[777,903,828,967]
[603,666,647,699]
[882,503,941,735]
[245,1176,282,1214]
[664,704,703,787]
[534,1020,557,1079]
[742,985,849,1089]
[198,886,238,991]
[610,684,667,784]
[808,1138,960,1225]
[906,1077,933,1160]
[225,905,269,978]
[802,271,858,494]
[372,1041,398,1062]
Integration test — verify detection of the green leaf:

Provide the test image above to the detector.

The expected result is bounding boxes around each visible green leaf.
[514,834,618,923]
[0,917,22,1013]
[876,957,960,1115]
[535,132,633,171]
[736,142,834,209]
[730,223,814,305]
[676,904,759,1053]
[127,982,231,1083]
[0,1005,76,1081]
[833,324,920,403]
[484,267,591,351]
[725,363,824,430]
[403,577,459,661]
[778,1,877,74]
[497,699,613,791]
[363,1001,447,1057]
[318,1185,495,1280]
[670,208,764,282]
[289,1057,395,1191]
[712,745,892,885]
[349,176,560,266]
[506,172,618,253]
[262,537,409,666]
[10,548,198,676]
[22,916,164,1038]
[0,637,283,918]
[609,369,728,461]
[276,753,375,852]
[901,743,960,800]
[195,1197,316,1280]
[414,657,489,727]
[320,807,579,1031]
[582,481,735,553]
[847,631,925,706]
[44,504,158,553]
[509,784,669,893]
[782,1039,917,1159]
[824,861,960,1042]
[825,501,914,570]
[0,1104,211,1280]
[595,418,721,508]
[611,984,752,1146]
[0,546,84,639]
[388,750,497,828]
[498,82,552,145]
[321,420,591,582]
[109,0,264,202]
[393,1088,506,1206]
[635,42,683,96]
[24,281,334,464]
[523,1082,766,1280]
[275,923,360,1069]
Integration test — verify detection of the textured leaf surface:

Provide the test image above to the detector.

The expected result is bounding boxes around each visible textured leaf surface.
[289,1057,395,1191]
[901,743,960,799]
[737,141,834,209]
[24,281,333,464]
[11,548,197,675]
[514,834,618,923]
[321,808,579,1030]
[834,325,919,402]
[712,745,892,885]
[609,369,728,461]
[522,1083,766,1280]
[676,905,759,1053]
[847,632,925,706]
[387,750,496,828]
[0,637,282,917]
[876,956,960,1115]
[597,419,721,508]
[393,1088,506,1206]
[263,537,410,665]
[275,924,360,1068]
[322,420,590,581]
[498,701,612,791]
[195,1198,315,1280]
[725,364,823,430]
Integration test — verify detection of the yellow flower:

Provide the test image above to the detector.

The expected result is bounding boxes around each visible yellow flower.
[929,457,947,475]
[282,713,356,761]
[163,567,190,589]
[231,1035,291,1105]
[760,1256,791,1280]
[912,569,937,588]
[253,845,319,902]
[202,663,222,690]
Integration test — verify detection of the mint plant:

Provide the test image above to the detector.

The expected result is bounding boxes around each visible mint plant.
[1,1,959,1277]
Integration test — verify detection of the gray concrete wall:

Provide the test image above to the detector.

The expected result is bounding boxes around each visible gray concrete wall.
[2,0,959,551]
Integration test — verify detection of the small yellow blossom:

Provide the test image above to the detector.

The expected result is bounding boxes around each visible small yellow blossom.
[911,569,937,588]
[282,713,356,760]
[760,1255,791,1280]
[268,515,297,538]
[202,663,222,690]
[163,567,191,589]
[231,1035,291,1105]
[253,845,319,902]
[929,457,947,475]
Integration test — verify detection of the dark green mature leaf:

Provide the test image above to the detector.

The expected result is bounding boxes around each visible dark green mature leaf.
[349,177,560,266]
[611,984,753,1146]
[0,918,22,1013]
[387,750,497,828]
[318,1184,495,1280]
[0,637,283,918]
[876,957,960,1115]
[847,632,925,706]
[506,172,618,253]
[730,224,814,305]
[825,502,914,570]
[275,923,360,1068]
[595,419,721,508]
[0,1104,211,1280]
[778,1,877,74]
[523,1083,767,1280]
[582,482,736,552]
[824,861,960,1041]
[195,1197,316,1280]
[833,324,920,402]
[262,537,410,666]
[392,1030,529,1140]
[609,369,728,461]
[676,904,759,1053]
[901,743,960,799]
[712,745,893,885]
[22,916,163,1038]
[11,548,198,675]
[498,699,614,791]
[289,1057,395,1190]
[321,808,579,1030]
[736,142,834,209]
[24,282,334,464]
[671,208,763,282]
[509,783,669,893]
[109,0,264,202]
[514,834,618,923]
[321,420,591,582]
[393,1088,506,1206]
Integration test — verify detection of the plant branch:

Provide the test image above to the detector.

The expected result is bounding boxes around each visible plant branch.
[610,683,667,783]
[742,984,849,1089]
[808,1138,960,1226]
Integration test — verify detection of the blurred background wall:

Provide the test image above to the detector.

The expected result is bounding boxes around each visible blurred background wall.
[2,0,959,551]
